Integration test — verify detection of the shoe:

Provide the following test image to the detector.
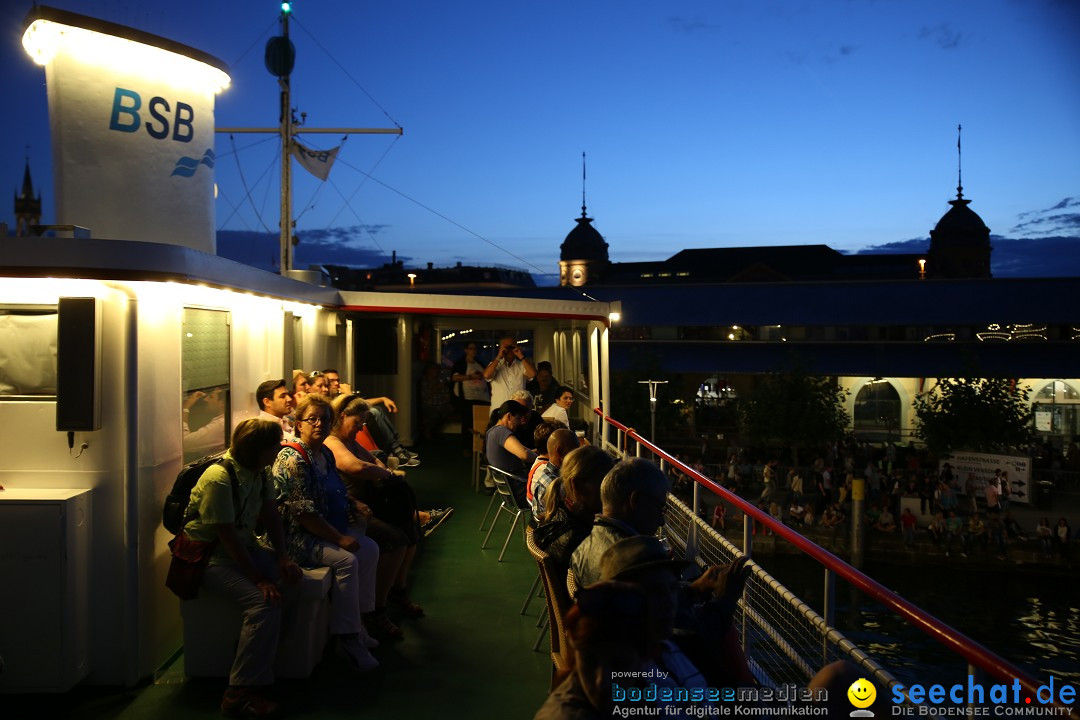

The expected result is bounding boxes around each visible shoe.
[390,587,425,617]
[394,450,420,467]
[334,633,379,673]
[357,621,379,649]
[422,507,454,538]
[221,687,281,719]
[364,610,404,642]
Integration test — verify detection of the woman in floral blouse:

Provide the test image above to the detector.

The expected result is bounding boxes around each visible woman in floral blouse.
[272,393,380,672]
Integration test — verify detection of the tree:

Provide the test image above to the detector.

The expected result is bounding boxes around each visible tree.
[913,378,1033,456]
[738,370,850,466]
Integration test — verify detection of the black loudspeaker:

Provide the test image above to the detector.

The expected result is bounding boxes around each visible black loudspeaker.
[56,297,102,431]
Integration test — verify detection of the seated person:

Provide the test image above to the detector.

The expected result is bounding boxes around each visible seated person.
[540,386,575,429]
[325,394,442,638]
[927,511,946,545]
[181,418,301,718]
[964,512,988,555]
[255,378,294,435]
[535,446,616,569]
[291,369,309,401]
[534,581,658,720]
[787,501,806,526]
[271,394,380,667]
[820,504,845,529]
[353,388,420,468]
[527,421,559,500]
[1002,511,1027,541]
[874,508,896,532]
[598,536,756,692]
[304,370,328,396]
[321,368,349,398]
[485,400,538,475]
[531,428,579,517]
[571,458,669,588]
[511,390,544,449]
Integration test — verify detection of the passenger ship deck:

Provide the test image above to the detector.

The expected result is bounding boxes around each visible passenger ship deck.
[10,435,551,720]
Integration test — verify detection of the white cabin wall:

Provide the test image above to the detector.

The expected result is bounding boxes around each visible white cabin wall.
[133,284,296,678]
[0,279,134,685]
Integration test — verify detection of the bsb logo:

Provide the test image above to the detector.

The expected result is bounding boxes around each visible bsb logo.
[108,87,213,178]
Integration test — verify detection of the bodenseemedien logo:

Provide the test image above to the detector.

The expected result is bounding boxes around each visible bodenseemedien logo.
[848,677,877,717]
[890,676,1075,716]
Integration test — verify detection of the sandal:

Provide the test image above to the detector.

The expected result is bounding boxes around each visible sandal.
[390,587,425,617]
[364,609,404,642]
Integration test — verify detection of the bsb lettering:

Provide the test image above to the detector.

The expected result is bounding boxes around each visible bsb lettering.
[109,87,194,142]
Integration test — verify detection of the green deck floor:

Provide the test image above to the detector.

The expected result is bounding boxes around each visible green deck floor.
[9,436,551,719]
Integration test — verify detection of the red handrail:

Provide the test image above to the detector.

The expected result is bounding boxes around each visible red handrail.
[595,408,1078,718]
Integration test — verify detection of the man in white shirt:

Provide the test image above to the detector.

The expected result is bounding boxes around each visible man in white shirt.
[541,386,575,429]
[255,378,294,436]
[483,336,536,413]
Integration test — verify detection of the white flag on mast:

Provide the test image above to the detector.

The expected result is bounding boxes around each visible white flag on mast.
[292,138,341,181]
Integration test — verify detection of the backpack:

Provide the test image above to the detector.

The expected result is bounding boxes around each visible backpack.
[162,452,239,534]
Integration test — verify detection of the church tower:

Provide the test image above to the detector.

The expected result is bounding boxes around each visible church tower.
[927,126,992,278]
[14,159,42,237]
[558,153,609,287]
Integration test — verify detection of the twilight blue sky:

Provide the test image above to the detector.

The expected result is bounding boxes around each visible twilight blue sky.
[4,0,1079,282]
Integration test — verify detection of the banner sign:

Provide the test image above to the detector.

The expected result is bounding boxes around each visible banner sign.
[941,452,1031,505]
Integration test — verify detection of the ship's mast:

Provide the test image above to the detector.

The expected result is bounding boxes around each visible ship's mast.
[279,5,294,274]
[216,1,403,276]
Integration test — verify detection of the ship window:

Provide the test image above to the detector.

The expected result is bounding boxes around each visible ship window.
[0,307,58,397]
[181,308,231,463]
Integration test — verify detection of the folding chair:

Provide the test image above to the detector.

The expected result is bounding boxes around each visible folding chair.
[478,466,500,532]
[481,466,531,561]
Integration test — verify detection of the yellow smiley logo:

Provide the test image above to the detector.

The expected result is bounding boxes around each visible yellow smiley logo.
[848,678,877,709]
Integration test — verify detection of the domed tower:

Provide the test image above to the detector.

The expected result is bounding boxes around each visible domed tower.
[14,158,41,237]
[927,126,992,278]
[558,153,609,287]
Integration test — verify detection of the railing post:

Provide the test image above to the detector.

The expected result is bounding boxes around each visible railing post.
[823,568,835,665]
[742,512,753,558]
[686,481,700,561]
[741,512,752,652]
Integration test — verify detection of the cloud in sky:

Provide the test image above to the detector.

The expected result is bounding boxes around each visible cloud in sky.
[1010,197,1080,235]
[667,16,716,33]
[918,22,963,49]
[217,228,401,272]
[784,42,858,67]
